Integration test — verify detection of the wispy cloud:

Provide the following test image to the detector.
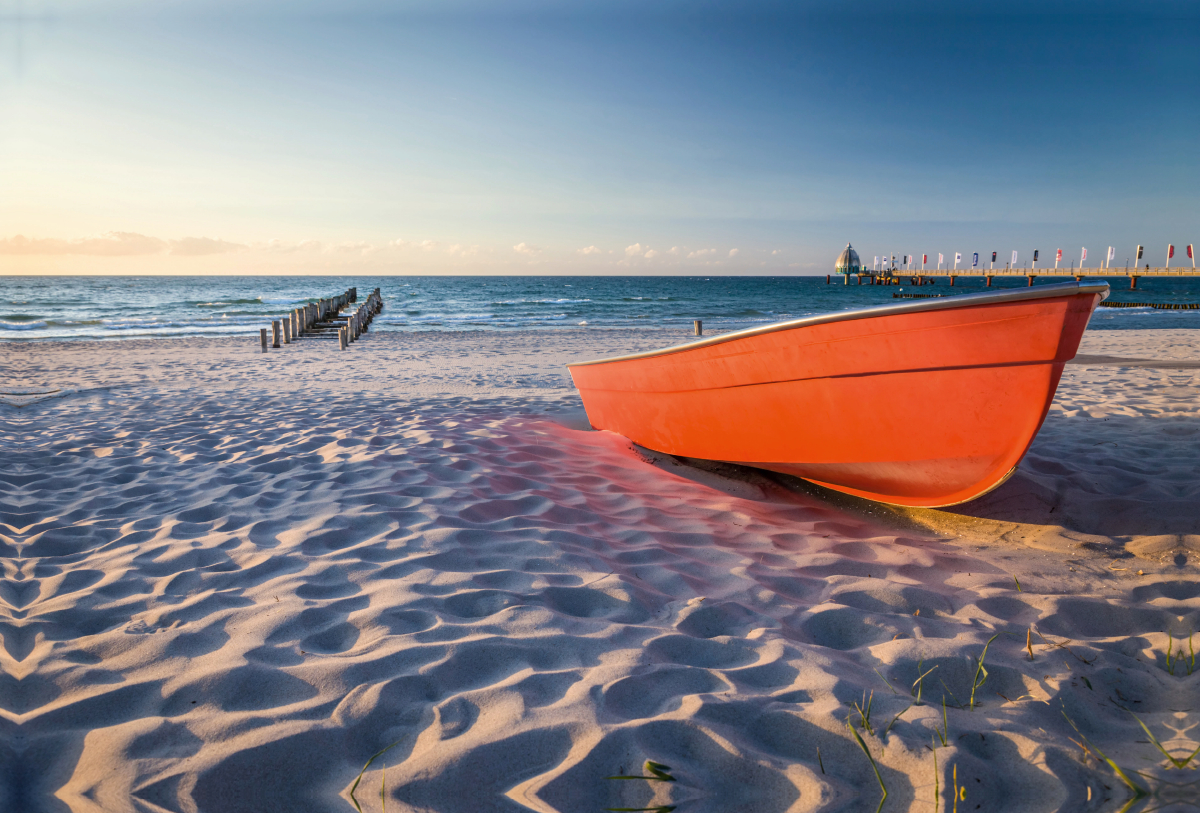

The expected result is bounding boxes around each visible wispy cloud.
[0,232,248,256]
[513,242,541,255]
[625,243,646,257]
[644,249,659,258]
[686,248,716,259]
[577,245,601,255]
[728,248,739,257]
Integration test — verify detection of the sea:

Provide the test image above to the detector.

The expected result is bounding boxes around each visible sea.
[3,275,1199,341]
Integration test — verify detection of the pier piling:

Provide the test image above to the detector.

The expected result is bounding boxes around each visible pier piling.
[272,321,281,348]
[260,328,268,353]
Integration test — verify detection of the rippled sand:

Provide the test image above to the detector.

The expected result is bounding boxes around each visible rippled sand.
[2,328,1199,813]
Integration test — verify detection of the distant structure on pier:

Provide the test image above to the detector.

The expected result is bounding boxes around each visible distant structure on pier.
[835,243,861,277]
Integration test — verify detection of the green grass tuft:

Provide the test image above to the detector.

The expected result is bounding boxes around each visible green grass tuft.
[848,720,888,813]
[1130,713,1200,769]
[350,739,404,813]
[1062,711,1147,800]
[969,635,1000,710]
[912,661,938,705]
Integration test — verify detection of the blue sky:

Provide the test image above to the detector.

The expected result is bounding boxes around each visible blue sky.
[1,0,1196,273]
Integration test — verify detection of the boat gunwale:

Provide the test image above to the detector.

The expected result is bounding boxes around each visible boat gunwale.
[566,279,1111,368]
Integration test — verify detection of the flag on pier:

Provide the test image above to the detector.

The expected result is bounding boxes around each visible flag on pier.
[1106,246,1115,263]
[972,252,979,267]
[922,254,928,264]
[992,251,997,263]
[1169,244,1175,258]
[1056,249,1063,262]
[1081,247,1087,263]
[1189,245,1194,259]
[938,253,944,265]
[1136,245,1143,261]
[1011,250,1018,265]
[954,252,962,264]
[1033,250,1039,263]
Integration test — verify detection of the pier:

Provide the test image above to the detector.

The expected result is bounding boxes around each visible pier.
[259,287,385,353]
[832,267,1200,290]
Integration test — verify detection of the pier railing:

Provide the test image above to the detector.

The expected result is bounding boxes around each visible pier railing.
[833,267,1198,290]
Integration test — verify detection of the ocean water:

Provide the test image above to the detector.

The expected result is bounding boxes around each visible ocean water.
[3,275,1199,341]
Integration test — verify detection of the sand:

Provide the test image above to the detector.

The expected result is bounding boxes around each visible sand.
[2,327,1199,813]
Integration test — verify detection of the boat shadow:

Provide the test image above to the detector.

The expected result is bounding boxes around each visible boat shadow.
[660,409,1200,567]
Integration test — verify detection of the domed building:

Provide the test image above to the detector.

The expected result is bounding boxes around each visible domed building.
[835,243,861,278]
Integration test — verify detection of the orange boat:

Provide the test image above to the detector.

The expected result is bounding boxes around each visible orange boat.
[567,280,1109,507]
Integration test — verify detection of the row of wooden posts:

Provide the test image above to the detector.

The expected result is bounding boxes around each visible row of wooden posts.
[259,287,385,352]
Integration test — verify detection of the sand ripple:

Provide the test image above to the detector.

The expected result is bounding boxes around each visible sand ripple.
[2,330,1199,812]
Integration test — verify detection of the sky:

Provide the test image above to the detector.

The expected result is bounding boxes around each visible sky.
[1,0,1197,275]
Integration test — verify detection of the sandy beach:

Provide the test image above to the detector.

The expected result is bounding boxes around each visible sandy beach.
[2,327,1199,813]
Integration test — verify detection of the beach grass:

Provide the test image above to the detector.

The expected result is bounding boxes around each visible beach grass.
[847,719,888,813]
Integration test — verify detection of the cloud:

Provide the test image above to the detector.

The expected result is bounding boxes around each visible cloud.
[513,242,541,255]
[771,249,782,256]
[728,248,740,257]
[446,244,478,257]
[644,249,659,259]
[686,248,716,259]
[331,241,377,255]
[668,246,680,255]
[0,232,165,256]
[169,237,246,256]
[577,245,601,255]
[0,231,252,256]
[625,243,646,256]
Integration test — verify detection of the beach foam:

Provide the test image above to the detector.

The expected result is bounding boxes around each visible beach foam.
[2,328,1198,812]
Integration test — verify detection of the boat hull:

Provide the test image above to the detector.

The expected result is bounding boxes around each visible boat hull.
[567,284,1106,507]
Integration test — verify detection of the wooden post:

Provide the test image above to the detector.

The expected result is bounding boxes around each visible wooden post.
[694,320,703,336]
[950,276,956,286]
[272,321,281,347]
[985,276,992,287]
[1027,275,1036,287]
[282,319,291,343]
[826,274,830,284]
[260,328,268,353]
[1131,276,1139,290]
[292,309,300,337]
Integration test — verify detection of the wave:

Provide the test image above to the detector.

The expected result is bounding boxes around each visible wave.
[491,298,591,305]
[0,319,48,330]
[191,298,264,307]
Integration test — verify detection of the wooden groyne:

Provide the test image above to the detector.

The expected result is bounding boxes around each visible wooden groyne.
[259,287,385,352]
